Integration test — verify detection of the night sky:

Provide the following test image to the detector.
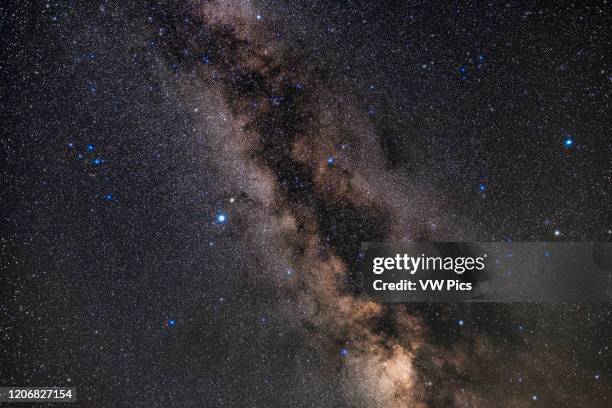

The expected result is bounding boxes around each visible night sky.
[2,1,611,407]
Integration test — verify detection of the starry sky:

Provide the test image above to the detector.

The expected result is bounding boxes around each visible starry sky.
[2,0,611,407]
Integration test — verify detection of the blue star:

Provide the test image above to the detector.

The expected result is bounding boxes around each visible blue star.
[215,212,228,225]
[67,142,75,149]
[286,269,294,277]
[340,347,349,357]
[564,137,574,147]
[594,373,600,381]
[104,194,114,201]
[92,158,104,166]
[458,319,465,326]
[256,14,262,21]
[87,81,97,94]
[327,157,335,166]
[367,106,376,116]
[86,144,95,152]
[167,319,176,327]
[202,54,211,65]
[479,183,486,192]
